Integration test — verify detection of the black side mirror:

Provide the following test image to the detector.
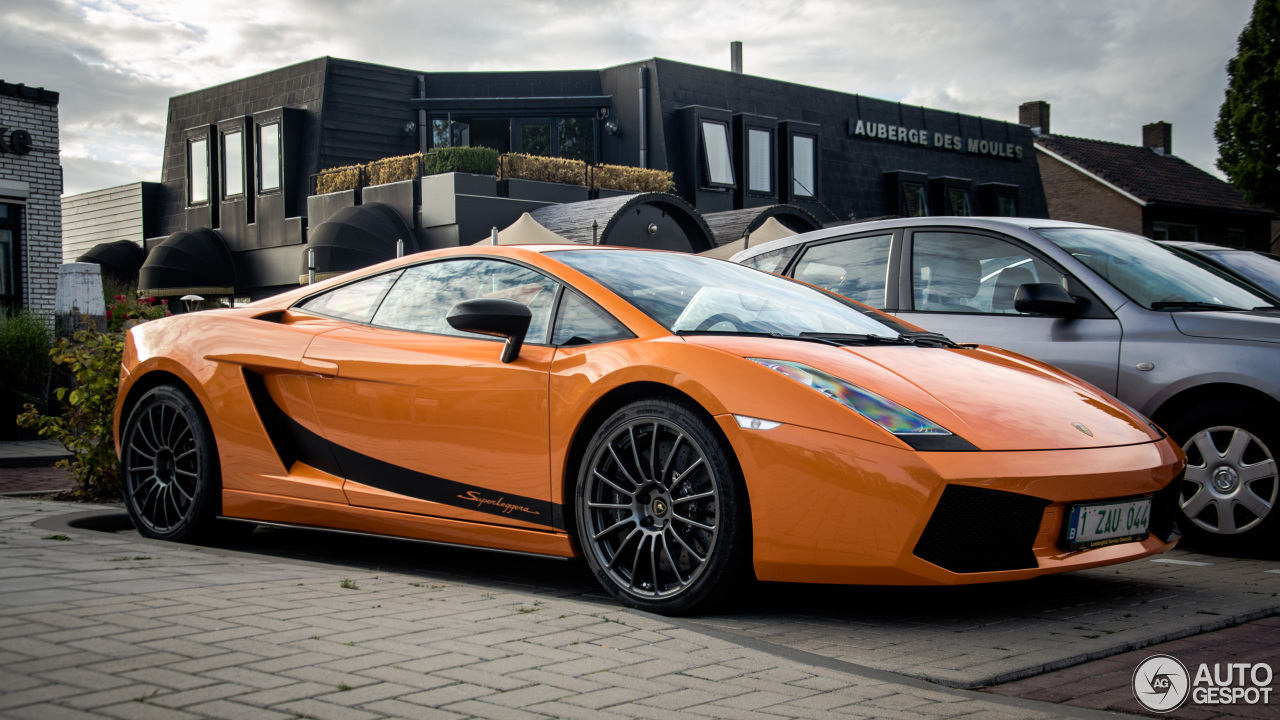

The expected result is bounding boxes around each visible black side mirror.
[446,298,532,363]
[1013,283,1080,317]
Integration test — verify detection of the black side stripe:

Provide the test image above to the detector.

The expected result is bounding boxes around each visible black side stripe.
[243,370,564,530]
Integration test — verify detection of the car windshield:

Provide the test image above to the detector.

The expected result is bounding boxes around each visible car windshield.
[552,249,902,338]
[1198,249,1280,296]
[1038,228,1275,311]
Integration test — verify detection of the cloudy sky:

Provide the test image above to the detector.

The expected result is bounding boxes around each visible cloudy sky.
[2,0,1256,196]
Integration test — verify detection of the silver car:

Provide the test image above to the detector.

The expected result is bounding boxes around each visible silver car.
[732,217,1280,553]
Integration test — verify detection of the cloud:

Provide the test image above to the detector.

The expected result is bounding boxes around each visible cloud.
[0,0,1256,196]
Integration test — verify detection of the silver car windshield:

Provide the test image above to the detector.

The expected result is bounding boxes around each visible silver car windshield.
[1039,228,1275,311]
[553,249,901,337]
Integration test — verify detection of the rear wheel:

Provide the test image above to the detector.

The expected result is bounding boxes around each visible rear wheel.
[1167,400,1279,555]
[575,398,749,615]
[120,385,222,542]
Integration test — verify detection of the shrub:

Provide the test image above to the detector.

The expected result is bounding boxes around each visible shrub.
[315,165,362,194]
[18,329,125,500]
[500,153,587,186]
[591,163,675,193]
[366,153,422,186]
[106,294,169,333]
[0,310,52,396]
[423,146,500,176]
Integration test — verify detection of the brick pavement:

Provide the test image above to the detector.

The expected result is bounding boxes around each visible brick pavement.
[688,551,1280,688]
[0,465,74,495]
[0,498,1116,720]
[987,616,1280,719]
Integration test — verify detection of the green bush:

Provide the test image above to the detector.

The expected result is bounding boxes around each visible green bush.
[19,329,124,500]
[0,310,51,396]
[423,146,500,176]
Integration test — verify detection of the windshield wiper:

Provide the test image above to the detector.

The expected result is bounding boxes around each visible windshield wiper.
[1150,301,1248,311]
[799,331,964,349]
[675,330,844,347]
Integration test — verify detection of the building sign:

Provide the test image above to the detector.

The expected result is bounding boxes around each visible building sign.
[848,118,1023,160]
[0,127,34,155]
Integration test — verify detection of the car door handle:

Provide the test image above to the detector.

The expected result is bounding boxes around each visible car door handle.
[299,358,338,377]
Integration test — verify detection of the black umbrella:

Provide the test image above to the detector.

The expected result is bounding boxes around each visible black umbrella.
[77,239,146,280]
[306,203,416,280]
[138,228,236,297]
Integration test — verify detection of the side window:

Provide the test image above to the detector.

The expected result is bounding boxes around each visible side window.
[791,234,892,308]
[372,259,559,343]
[911,232,1064,315]
[551,290,632,347]
[297,271,402,323]
[739,245,799,274]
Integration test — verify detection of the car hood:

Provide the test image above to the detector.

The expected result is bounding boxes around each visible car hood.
[683,336,1160,451]
[1171,310,1280,345]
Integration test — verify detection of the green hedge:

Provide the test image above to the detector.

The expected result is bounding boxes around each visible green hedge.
[423,147,500,176]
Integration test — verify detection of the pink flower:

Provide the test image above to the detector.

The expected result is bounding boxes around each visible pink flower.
[106,310,113,319]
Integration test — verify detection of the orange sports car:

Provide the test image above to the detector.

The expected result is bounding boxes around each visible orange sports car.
[114,245,1184,614]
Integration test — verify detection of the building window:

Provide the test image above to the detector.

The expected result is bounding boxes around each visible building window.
[0,204,18,307]
[997,195,1018,217]
[188,138,209,205]
[792,135,816,198]
[1227,228,1246,247]
[701,120,735,187]
[947,188,973,216]
[258,122,281,193]
[904,183,928,217]
[519,121,551,156]
[222,130,244,199]
[556,117,595,162]
[432,118,470,148]
[1152,221,1197,242]
[747,128,773,193]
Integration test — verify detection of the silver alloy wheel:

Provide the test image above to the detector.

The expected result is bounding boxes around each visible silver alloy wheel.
[124,399,201,534]
[1180,425,1278,535]
[582,417,720,600]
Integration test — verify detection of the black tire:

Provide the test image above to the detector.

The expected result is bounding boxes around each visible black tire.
[120,384,223,542]
[1166,399,1280,556]
[574,397,750,615]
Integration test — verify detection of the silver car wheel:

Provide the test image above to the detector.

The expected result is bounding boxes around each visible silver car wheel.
[123,397,202,534]
[582,418,720,600]
[1180,425,1278,535]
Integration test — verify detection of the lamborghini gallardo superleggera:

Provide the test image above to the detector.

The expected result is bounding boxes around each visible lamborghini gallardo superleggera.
[114,245,1185,614]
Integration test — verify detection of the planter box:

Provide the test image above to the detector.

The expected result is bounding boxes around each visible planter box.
[362,179,418,231]
[307,189,359,227]
[594,187,639,200]
[501,178,589,204]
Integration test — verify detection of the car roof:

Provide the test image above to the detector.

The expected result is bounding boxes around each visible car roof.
[732,216,1112,261]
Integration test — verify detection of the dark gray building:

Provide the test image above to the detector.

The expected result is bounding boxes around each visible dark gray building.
[70,56,1050,299]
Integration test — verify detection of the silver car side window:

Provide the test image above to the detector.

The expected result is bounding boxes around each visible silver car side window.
[911,232,1064,315]
[791,234,893,308]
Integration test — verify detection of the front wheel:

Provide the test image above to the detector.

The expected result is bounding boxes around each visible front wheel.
[120,384,222,542]
[1167,400,1279,555]
[575,398,750,615]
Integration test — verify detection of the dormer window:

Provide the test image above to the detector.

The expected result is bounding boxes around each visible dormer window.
[258,122,281,193]
[747,128,773,193]
[222,130,244,199]
[791,134,816,198]
[188,138,209,206]
[701,120,735,187]
[904,183,928,216]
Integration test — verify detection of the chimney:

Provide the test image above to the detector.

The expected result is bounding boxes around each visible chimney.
[1143,122,1172,155]
[1019,101,1050,135]
[730,41,743,74]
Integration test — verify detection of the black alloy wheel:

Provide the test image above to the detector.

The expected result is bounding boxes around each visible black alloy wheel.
[575,398,750,614]
[120,385,221,542]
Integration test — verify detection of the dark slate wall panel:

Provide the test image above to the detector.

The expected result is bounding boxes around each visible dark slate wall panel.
[604,59,1050,223]
[158,58,328,237]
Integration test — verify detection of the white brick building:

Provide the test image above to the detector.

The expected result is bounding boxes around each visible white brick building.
[0,81,61,317]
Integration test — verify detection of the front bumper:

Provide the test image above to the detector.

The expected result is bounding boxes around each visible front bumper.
[717,417,1184,586]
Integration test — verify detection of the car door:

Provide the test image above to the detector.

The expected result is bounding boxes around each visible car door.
[298,257,561,532]
[894,229,1123,395]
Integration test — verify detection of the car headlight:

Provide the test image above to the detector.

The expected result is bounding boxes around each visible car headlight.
[750,358,977,451]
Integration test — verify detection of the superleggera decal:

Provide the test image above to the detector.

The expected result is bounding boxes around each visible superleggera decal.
[243,370,563,529]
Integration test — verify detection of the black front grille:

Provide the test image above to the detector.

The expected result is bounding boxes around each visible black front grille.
[913,485,1050,573]
[1148,470,1183,543]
